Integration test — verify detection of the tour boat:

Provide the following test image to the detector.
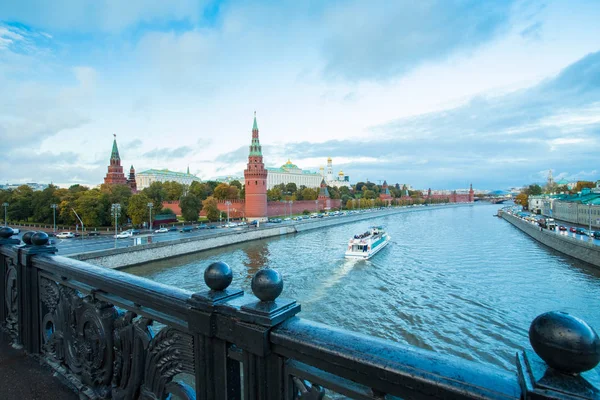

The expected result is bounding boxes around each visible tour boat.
[345,226,390,259]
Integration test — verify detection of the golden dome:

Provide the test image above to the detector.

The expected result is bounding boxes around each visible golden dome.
[327,157,332,162]
[338,170,344,176]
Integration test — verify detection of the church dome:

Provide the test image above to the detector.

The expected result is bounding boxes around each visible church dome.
[282,159,299,170]
[338,170,344,176]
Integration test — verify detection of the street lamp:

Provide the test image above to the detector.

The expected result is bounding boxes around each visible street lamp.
[315,199,318,213]
[50,204,57,233]
[589,203,593,242]
[225,201,231,223]
[72,208,84,247]
[111,204,121,248]
[147,202,153,231]
[2,202,8,226]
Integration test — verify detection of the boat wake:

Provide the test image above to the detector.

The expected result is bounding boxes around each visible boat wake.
[305,258,361,304]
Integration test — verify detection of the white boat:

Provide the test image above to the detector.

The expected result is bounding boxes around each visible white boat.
[344,226,391,259]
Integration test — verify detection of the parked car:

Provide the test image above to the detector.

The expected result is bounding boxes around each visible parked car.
[250,220,259,226]
[155,227,169,233]
[180,226,193,233]
[558,225,567,231]
[168,226,178,232]
[197,224,208,229]
[56,232,75,239]
[9,227,20,234]
[114,231,133,239]
[593,231,600,239]
[575,228,586,235]
[86,231,101,237]
[570,227,577,233]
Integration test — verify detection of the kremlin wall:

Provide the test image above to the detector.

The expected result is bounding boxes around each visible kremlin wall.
[103,113,473,221]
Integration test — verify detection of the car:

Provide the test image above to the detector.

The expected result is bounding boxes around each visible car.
[197,224,208,229]
[250,220,259,226]
[284,218,291,221]
[9,227,20,234]
[558,225,567,231]
[575,228,586,235]
[237,221,247,226]
[155,227,169,233]
[56,232,75,239]
[114,231,133,239]
[209,225,217,229]
[131,229,141,235]
[594,231,600,239]
[180,226,193,233]
[168,227,178,232]
[570,227,577,233]
[86,231,101,236]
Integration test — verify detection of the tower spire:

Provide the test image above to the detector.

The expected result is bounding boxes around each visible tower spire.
[111,135,120,161]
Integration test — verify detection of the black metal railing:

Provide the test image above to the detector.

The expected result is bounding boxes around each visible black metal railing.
[1,227,599,400]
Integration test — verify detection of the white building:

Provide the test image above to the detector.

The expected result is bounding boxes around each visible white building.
[322,157,351,188]
[266,160,322,189]
[136,168,201,190]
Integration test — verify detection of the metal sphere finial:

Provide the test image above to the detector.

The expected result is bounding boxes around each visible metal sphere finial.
[251,268,283,302]
[22,231,36,245]
[204,261,233,291]
[31,231,49,246]
[0,227,14,239]
[529,311,600,374]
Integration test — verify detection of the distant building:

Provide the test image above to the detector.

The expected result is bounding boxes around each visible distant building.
[323,157,351,188]
[0,182,49,191]
[266,160,322,189]
[104,135,137,191]
[535,189,600,229]
[244,112,268,221]
[213,176,244,184]
[136,167,201,190]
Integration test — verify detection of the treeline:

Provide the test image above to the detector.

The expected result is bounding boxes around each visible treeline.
[0,179,443,227]
[0,179,242,228]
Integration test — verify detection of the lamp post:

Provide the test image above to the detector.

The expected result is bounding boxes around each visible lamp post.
[2,202,8,226]
[111,204,121,248]
[289,200,293,218]
[72,208,84,247]
[315,199,318,213]
[225,201,231,223]
[589,203,593,242]
[50,204,57,233]
[147,202,153,231]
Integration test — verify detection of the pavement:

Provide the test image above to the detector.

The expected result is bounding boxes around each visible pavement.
[0,331,78,400]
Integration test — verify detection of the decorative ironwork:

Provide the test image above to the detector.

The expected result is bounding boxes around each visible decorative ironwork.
[4,258,18,333]
[139,327,196,400]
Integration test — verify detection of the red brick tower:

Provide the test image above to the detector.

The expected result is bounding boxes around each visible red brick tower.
[103,135,128,185]
[379,180,392,203]
[469,183,474,202]
[127,165,138,192]
[244,112,268,221]
[318,178,330,211]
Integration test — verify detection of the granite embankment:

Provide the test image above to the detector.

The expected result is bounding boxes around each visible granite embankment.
[73,204,472,269]
[501,211,600,268]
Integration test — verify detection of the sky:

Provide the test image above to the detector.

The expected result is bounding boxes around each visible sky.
[1,0,599,191]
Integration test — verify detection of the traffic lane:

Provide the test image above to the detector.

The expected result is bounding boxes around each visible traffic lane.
[517,217,600,245]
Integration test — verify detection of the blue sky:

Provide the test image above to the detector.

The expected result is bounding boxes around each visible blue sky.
[1,0,599,190]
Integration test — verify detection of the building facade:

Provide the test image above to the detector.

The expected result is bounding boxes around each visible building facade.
[136,167,201,190]
[534,189,600,229]
[266,160,322,189]
[244,113,268,221]
[323,157,351,188]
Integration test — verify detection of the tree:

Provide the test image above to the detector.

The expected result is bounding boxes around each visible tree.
[202,197,220,222]
[9,185,34,221]
[180,194,202,222]
[143,182,167,207]
[574,181,595,193]
[127,193,152,226]
[189,181,210,201]
[267,187,283,201]
[214,183,234,200]
[285,183,297,194]
[75,189,109,227]
[515,193,529,209]
[227,185,240,199]
[301,187,318,201]
[524,184,542,196]
[229,180,243,190]
[363,190,376,200]
[163,181,185,201]
[355,182,366,192]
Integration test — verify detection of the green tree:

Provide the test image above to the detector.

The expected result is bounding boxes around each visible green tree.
[75,189,109,227]
[574,181,595,193]
[267,187,283,201]
[127,193,152,226]
[301,187,318,201]
[524,184,543,196]
[363,189,376,200]
[355,182,365,192]
[285,182,297,194]
[180,194,202,222]
[9,185,34,221]
[213,183,232,200]
[229,180,243,190]
[142,182,167,207]
[163,181,185,201]
[189,181,210,201]
[202,196,220,222]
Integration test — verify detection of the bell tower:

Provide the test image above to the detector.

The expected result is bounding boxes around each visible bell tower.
[243,112,268,221]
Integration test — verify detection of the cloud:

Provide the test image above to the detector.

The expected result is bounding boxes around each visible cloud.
[142,146,194,159]
[124,139,143,150]
[208,50,600,189]
[321,0,516,80]
[0,1,207,33]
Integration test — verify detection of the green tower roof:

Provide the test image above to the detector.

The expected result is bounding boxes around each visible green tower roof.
[249,112,262,156]
[111,137,120,161]
[253,111,258,131]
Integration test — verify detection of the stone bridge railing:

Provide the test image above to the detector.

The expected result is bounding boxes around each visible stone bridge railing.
[1,227,599,399]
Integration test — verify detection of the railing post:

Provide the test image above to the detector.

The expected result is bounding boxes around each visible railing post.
[17,231,56,354]
[188,261,243,400]
[0,227,21,333]
[236,267,301,400]
[517,311,600,399]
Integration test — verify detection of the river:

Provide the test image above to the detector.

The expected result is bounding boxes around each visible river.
[125,203,600,372]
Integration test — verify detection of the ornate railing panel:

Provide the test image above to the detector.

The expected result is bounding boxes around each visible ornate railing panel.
[0,227,599,400]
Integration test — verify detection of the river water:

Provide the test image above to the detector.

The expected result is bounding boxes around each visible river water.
[125,203,600,372]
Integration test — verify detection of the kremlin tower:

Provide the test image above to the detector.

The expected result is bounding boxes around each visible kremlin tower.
[127,165,137,192]
[103,135,128,186]
[243,112,268,221]
[379,180,392,204]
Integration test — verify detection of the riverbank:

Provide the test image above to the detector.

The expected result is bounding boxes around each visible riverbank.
[500,210,600,268]
[72,203,473,269]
